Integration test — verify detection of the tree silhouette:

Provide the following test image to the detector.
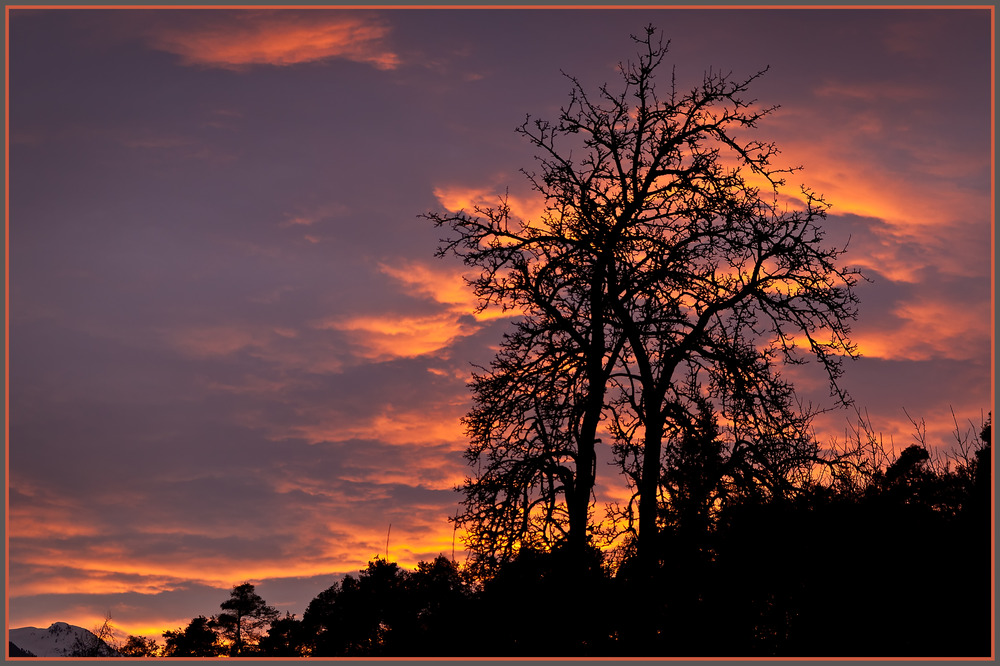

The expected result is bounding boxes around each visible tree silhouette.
[474,543,614,656]
[118,635,160,658]
[300,556,477,657]
[215,582,279,656]
[303,558,412,656]
[152,429,987,661]
[162,616,222,657]
[659,391,725,537]
[301,579,342,655]
[427,26,860,576]
[258,612,307,657]
[9,643,35,658]
[404,555,472,654]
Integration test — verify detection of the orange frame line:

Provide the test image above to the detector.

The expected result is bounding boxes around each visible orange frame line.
[1,3,998,8]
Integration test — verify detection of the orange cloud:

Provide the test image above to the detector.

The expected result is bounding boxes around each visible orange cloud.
[17,561,269,602]
[253,385,470,450]
[11,482,466,633]
[379,261,474,308]
[313,257,520,362]
[149,11,399,70]
[10,485,104,540]
[308,517,462,576]
[12,480,446,595]
[432,183,546,225]
[302,406,467,449]
[15,512,459,592]
[378,260,515,321]
[853,296,990,362]
[12,563,190,598]
[761,102,989,283]
[736,287,988,365]
[316,312,478,361]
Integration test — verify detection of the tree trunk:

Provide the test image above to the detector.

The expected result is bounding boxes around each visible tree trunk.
[566,260,608,561]
[637,414,664,579]
[630,413,665,650]
[568,395,601,557]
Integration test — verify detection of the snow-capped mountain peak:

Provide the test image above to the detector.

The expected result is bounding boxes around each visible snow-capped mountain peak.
[9,622,118,658]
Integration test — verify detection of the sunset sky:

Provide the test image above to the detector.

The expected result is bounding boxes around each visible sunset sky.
[6,6,993,641]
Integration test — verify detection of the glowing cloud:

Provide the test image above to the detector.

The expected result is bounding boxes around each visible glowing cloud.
[10,484,104,540]
[853,296,991,363]
[378,261,475,308]
[432,184,546,225]
[280,402,470,449]
[762,83,990,276]
[313,257,520,361]
[316,312,478,361]
[378,260,515,321]
[148,11,399,70]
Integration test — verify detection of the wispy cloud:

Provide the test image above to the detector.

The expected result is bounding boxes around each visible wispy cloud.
[165,324,274,358]
[853,290,991,363]
[316,312,479,361]
[148,11,399,70]
[312,258,516,362]
[279,202,350,228]
[278,400,470,450]
[812,80,929,102]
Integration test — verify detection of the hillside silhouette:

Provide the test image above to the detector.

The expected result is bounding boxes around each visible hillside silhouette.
[44,416,988,658]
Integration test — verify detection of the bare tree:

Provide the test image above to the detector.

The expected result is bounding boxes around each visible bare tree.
[70,612,120,657]
[429,26,861,575]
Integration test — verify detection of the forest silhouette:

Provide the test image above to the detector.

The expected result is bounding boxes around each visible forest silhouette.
[26,26,993,660]
[101,415,991,657]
